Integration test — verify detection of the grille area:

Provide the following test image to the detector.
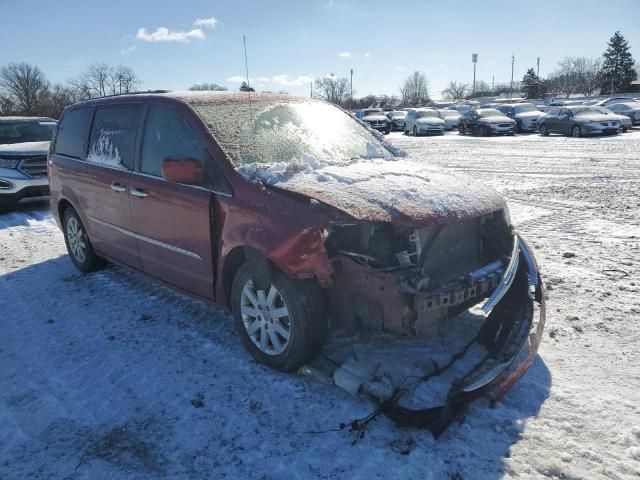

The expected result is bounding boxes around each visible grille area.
[18,156,48,177]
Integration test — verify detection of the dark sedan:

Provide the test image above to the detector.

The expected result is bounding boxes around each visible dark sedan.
[458,108,516,136]
[538,106,621,137]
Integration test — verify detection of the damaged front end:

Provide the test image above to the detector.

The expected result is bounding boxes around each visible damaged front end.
[314,211,545,436]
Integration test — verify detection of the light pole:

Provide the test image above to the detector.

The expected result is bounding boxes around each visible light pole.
[350,68,353,108]
[509,55,515,99]
[472,53,478,97]
[536,57,540,77]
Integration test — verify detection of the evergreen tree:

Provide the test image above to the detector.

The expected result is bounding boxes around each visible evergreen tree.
[521,68,545,99]
[239,81,255,92]
[599,31,637,94]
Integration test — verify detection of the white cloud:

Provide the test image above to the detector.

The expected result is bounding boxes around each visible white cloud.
[121,45,137,56]
[338,51,352,58]
[136,27,205,42]
[364,52,371,58]
[271,74,313,86]
[227,75,247,83]
[194,17,218,28]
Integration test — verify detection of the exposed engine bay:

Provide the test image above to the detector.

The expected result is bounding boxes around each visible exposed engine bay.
[300,210,545,437]
[323,209,513,337]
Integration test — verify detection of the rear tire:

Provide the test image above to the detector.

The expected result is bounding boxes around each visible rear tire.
[62,208,106,273]
[458,124,466,135]
[231,261,327,371]
[413,126,418,137]
[571,125,582,138]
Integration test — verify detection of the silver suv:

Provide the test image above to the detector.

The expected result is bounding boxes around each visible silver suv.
[0,116,56,209]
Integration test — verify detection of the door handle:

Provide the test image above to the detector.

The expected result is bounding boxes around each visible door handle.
[111,182,127,192]
[131,188,148,198]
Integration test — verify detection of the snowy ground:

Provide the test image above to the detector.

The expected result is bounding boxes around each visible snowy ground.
[1,130,639,479]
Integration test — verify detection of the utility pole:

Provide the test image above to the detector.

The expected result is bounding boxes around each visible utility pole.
[310,81,313,99]
[537,57,540,77]
[492,75,495,95]
[472,53,478,97]
[509,55,515,99]
[350,68,354,108]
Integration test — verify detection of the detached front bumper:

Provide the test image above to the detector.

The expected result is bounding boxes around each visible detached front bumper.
[381,234,545,436]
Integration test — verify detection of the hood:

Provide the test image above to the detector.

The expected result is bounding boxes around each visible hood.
[264,159,506,226]
[575,114,616,122]
[480,116,514,124]
[417,117,445,125]
[362,114,388,122]
[515,111,543,119]
[0,141,50,155]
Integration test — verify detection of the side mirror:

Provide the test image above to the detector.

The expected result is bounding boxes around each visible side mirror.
[161,156,203,184]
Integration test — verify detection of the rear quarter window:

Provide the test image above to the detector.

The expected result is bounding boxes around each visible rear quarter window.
[88,105,141,170]
[54,108,93,159]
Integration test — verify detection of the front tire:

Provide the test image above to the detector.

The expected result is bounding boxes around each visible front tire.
[480,125,490,137]
[458,124,466,135]
[539,124,549,136]
[62,208,105,273]
[413,126,418,137]
[231,261,327,371]
[571,125,582,138]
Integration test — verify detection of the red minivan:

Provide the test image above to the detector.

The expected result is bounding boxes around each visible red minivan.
[49,92,545,434]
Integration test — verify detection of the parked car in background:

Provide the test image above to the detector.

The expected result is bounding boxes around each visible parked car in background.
[458,108,516,136]
[595,97,635,107]
[0,116,57,209]
[404,108,446,135]
[437,109,461,130]
[386,110,407,131]
[494,103,544,133]
[606,102,640,126]
[48,91,544,434]
[360,108,391,134]
[594,107,632,132]
[538,106,620,137]
[448,104,475,114]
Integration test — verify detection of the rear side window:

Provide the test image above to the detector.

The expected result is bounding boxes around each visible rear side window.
[55,108,93,159]
[140,104,208,181]
[88,105,141,170]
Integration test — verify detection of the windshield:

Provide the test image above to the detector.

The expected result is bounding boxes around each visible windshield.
[438,110,458,117]
[417,110,438,118]
[389,111,406,117]
[513,104,539,114]
[478,109,503,117]
[363,110,382,116]
[191,100,392,166]
[571,107,605,116]
[0,120,56,145]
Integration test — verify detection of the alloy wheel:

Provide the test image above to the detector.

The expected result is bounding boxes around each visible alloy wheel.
[66,217,87,263]
[240,280,291,355]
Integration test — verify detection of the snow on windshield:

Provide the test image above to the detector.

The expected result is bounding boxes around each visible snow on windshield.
[191,100,398,181]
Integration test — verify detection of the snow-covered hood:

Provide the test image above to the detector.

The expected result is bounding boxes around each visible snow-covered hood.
[417,117,445,126]
[362,114,388,122]
[0,141,50,156]
[574,114,616,123]
[259,159,506,226]
[479,116,514,124]
[515,111,543,119]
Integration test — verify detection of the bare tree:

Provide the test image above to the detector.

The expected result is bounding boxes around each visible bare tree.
[0,63,50,114]
[69,63,140,99]
[39,84,82,118]
[442,81,468,101]
[400,71,429,106]
[553,58,578,97]
[314,75,350,105]
[573,57,602,97]
[189,82,228,91]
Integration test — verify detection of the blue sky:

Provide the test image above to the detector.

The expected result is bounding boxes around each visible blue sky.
[2,0,639,99]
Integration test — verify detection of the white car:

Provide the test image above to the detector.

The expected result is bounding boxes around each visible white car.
[404,109,446,136]
[593,106,632,132]
[595,97,635,107]
[606,102,640,126]
[495,103,544,132]
[437,109,461,130]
